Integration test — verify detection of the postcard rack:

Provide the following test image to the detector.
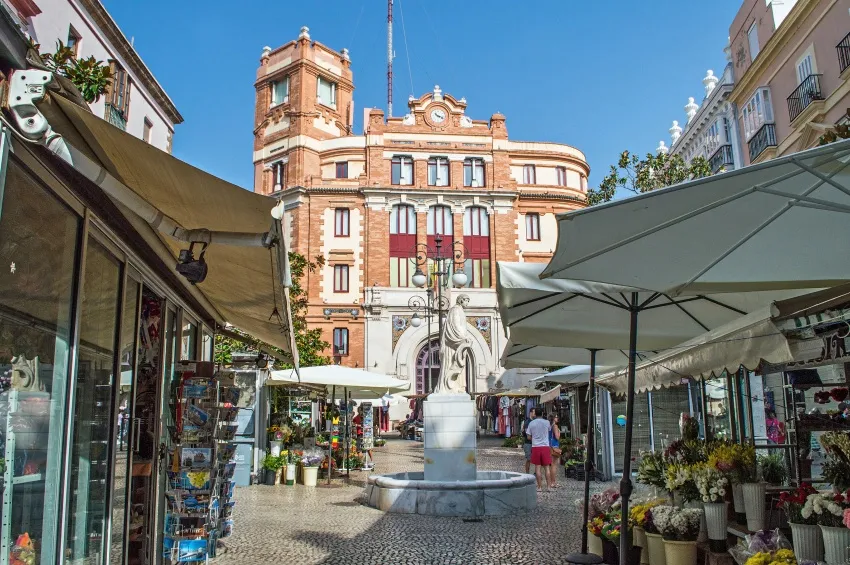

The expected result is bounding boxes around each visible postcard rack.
[163,363,240,564]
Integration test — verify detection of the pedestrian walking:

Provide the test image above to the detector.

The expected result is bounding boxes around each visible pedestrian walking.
[548,414,561,489]
[520,412,533,474]
[525,406,552,492]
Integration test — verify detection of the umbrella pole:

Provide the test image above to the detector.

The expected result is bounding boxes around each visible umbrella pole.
[581,349,598,553]
[328,385,335,485]
[620,293,639,565]
[345,387,350,479]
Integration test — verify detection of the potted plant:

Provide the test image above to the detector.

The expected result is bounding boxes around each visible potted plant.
[759,453,788,487]
[665,463,700,508]
[735,444,765,532]
[778,483,822,563]
[282,451,298,486]
[707,441,744,522]
[588,516,605,558]
[803,490,850,565]
[600,511,622,565]
[300,448,324,487]
[261,454,282,486]
[629,499,664,565]
[585,488,620,558]
[694,463,728,553]
[659,506,701,565]
[644,505,670,565]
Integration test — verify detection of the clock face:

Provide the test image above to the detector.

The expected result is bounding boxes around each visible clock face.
[430,109,447,123]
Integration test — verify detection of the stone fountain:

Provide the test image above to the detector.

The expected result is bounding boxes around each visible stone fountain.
[364,294,536,517]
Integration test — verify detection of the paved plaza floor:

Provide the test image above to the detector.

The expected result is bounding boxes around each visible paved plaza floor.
[221,434,617,564]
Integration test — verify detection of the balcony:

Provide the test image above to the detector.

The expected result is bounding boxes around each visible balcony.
[838,32,850,75]
[786,74,824,123]
[748,123,777,162]
[708,144,734,174]
[105,104,127,131]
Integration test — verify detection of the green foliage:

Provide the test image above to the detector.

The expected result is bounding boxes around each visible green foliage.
[214,251,330,369]
[502,436,523,448]
[37,40,112,103]
[758,453,788,485]
[261,454,284,471]
[586,150,713,206]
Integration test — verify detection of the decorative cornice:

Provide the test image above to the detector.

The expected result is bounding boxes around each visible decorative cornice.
[517,192,585,204]
[78,0,182,124]
[729,0,821,105]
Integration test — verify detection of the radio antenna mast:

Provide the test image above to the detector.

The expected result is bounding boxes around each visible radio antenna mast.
[387,0,393,117]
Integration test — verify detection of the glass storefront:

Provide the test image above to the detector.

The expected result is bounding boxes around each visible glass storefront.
[0,159,80,565]
[0,140,218,564]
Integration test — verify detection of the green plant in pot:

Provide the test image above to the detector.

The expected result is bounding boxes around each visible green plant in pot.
[261,454,283,485]
[758,453,788,486]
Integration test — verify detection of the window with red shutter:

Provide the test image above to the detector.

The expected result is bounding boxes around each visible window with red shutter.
[463,207,491,288]
[389,205,417,286]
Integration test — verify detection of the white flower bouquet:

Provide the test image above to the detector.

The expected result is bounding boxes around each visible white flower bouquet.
[659,507,702,541]
[801,491,848,527]
[694,463,728,503]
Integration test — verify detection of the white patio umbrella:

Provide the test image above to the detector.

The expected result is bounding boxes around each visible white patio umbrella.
[266,365,411,397]
[540,139,850,295]
[501,339,637,369]
[531,365,617,386]
[497,261,808,564]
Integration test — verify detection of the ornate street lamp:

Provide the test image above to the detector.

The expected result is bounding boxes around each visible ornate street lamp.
[407,236,468,393]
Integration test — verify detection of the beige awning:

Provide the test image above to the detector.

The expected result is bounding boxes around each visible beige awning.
[33,93,296,356]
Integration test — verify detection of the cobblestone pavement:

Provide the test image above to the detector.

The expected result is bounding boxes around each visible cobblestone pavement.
[221,434,619,565]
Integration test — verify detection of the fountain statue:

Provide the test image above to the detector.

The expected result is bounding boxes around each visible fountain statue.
[364,291,536,516]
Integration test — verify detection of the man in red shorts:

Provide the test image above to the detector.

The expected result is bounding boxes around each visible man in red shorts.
[525,406,552,492]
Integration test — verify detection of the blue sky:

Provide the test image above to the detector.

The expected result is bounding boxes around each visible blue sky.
[103,0,742,191]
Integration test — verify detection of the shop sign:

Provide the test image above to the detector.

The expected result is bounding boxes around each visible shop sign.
[784,331,850,369]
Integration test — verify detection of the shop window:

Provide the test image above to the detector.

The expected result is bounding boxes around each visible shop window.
[522,164,536,185]
[463,158,485,187]
[390,204,416,287]
[525,213,541,241]
[427,157,449,186]
[335,161,348,179]
[65,236,122,562]
[333,264,349,293]
[335,208,350,237]
[67,25,81,57]
[0,160,81,565]
[463,207,491,288]
[333,328,349,356]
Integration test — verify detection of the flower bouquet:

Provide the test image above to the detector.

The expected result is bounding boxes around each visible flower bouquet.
[636,451,667,493]
[643,506,670,565]
[778,484,820,563]
[630,499,665,562]
[819,431,850,491]
[659,506,702,565]
[665,463,700,505]
[694,463,728,503]
[729,529,793,565]
[778,483,818,525]
[680,413,700,442]
[743,548,797,565]
[300,448,324,468]
[802,491,849,527]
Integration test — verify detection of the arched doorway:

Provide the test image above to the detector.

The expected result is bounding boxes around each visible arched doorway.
[415,339,439,394]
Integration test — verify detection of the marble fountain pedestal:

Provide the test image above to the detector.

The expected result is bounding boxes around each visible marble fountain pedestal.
[364,393,537,517]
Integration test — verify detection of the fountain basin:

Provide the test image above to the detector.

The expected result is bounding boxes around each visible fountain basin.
[364,471,537,516]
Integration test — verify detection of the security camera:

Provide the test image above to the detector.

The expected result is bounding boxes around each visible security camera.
[176,242,208,285]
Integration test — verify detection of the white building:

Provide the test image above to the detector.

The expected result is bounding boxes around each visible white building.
[661,42,745,175]
[2,0,182,151]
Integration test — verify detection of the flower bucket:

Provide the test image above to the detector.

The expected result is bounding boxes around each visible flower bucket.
[662,539,697,565]
[645,533,666,565]
[820,524,850,565]
[672,491,683,507]
[633,527,648,565]
[274,468,283,484]
[789,522,823,564]
[302,466,319,487]
[683,501,707,543]
[742,482,766,532]
[703,502,727,552]
[732,483,745,514]
[270,440,282,457]
[264,469,276,485]
[588,533,604,557]
[285,463,296,486]
[601,539,618,565]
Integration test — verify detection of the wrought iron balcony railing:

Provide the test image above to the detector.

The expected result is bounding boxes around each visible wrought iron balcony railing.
[748,123,776,162]
[838,32,850,74]
[106,104,127,131]
[787,74,824,122]
[708,144,734,173]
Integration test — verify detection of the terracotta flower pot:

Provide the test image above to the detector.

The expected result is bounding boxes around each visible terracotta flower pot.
[663,539,697,565]
[645,533,666,565]
[789,522,823,564]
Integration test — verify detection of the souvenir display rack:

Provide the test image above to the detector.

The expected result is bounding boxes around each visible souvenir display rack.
[162,363,240,564]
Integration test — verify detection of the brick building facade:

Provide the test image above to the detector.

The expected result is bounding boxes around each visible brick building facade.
[253,27,589,392]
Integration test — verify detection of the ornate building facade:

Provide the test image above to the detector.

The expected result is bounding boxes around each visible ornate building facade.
[252,27,589,392]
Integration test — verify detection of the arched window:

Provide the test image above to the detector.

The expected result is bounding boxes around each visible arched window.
[463,207,491,288]
[389,204,417,287]
[415,339,440,394]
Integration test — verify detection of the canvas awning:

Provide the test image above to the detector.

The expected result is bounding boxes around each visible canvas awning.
[266,365,411,398]
[596,283,850,395]
[541,139,850,295]
[24,91,297,356]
